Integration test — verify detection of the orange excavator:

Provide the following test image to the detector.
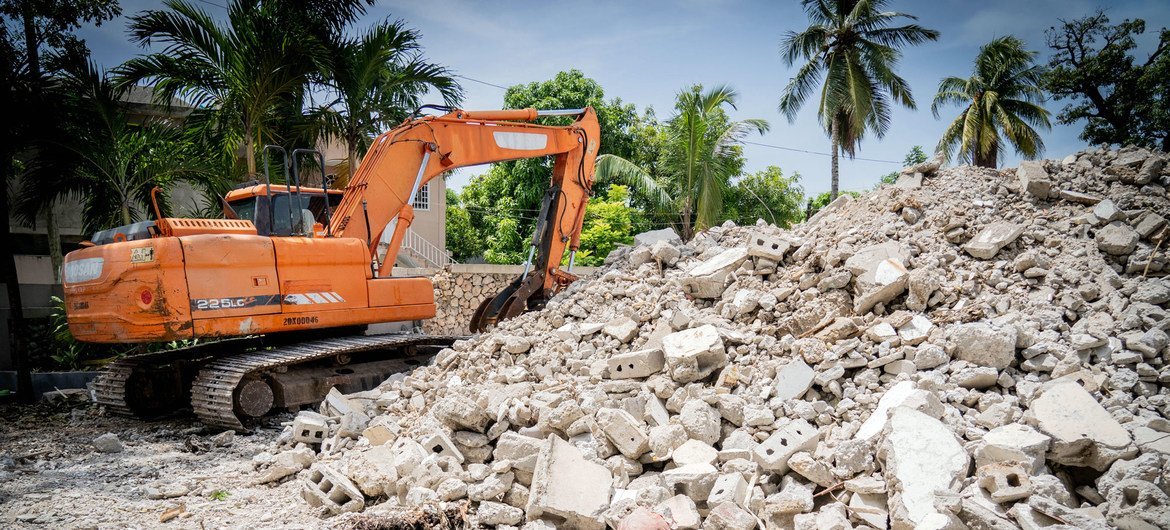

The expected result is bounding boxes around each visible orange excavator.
[62,107,600,430]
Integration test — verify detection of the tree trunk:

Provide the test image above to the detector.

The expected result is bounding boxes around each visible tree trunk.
[46,202,61,283]
[346,144,357,188]
[830,116,840,201]
[121,201,132,226]
[245,128,256,177]
[1,160,32,402]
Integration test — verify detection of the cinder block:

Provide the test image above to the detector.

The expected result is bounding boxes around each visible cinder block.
[748,233,790,261]
[752,419,820,474]
[300,463,365,515]
[606,348,665,380]
[421,431,465,464]
[293,411,329,444]
[660,463,718,502]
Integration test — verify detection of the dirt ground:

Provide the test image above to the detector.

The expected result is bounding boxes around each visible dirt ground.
[0,401,328,529]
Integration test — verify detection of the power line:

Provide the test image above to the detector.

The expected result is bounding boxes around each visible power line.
[742,140,902,164]
[193,0,227,9]
[454,75,509,91]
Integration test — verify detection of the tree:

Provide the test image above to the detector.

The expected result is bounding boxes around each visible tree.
[17,61,214,233]
[460,70,647,263]
[596,85,767,241]
[778,0,939,200]
[878,145,927,185]
[444,188,483,261]
[933,36,1050,167]
[1045,11,1169,151]
[118,0,372,177]
[0,0,120,401]
[725,166,805,228]
[572,185,637,267]
[312,19,461,186]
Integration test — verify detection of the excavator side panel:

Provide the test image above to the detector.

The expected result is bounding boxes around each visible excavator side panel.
[271,237,370,314]
[180,235,282,331]
[63,238,193,343]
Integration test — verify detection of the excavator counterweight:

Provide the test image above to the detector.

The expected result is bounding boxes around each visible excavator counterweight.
[64,107,601,429]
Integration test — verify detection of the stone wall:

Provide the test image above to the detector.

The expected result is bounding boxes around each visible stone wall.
[393,264,598,335]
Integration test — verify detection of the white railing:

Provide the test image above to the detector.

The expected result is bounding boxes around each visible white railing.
[401,229,455,268]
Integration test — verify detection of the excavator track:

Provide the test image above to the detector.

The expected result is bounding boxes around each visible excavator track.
[190,334,461,431]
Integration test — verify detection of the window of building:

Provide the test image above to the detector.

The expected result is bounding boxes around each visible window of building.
[412,182,430,211]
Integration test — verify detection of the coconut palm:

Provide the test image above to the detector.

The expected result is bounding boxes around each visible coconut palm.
[310,20,462,186]
[932,36,1051,167]
[596,85,768,240]
[778,0,939,200]
[116,0,337,177]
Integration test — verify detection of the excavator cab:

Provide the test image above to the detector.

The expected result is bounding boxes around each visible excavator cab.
[224,184,343,237]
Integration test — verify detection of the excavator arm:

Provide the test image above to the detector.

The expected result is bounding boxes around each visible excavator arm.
[328,107,601,331]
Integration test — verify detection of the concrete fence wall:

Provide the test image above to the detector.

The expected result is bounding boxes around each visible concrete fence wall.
[393,263,598,335]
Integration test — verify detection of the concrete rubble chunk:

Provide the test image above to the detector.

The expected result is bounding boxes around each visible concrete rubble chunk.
[706,473,749,508]
[635,228,682,247]
[604,317,639,343]
[880,407,969,530]
[748,233,792,261]
[1092,199,1124,223]
[1017,160,1052,199]
[679,399,721,446]
[672,439,718,467]
[526,435,612,529]
[773,358,815,400]
[974,424,1051,473]
[1096,222,1139,255]
[345,445,398,497]
[682,247,750,298]
[1059,189,1102,205]
[1025,381,1136,471]
[479,501,525,526]
[855,257,911,314]
[952,322,1017,369]
[976,461,1032,503]
[607,348,665,380]
[662,325,728,383]
[657,494,702,530]
[595,407,650,459]
[963,222,1025,259]
[93,433,124,453]
[856,381,917,441]
[661,463,718,502]
[702,501,757,530]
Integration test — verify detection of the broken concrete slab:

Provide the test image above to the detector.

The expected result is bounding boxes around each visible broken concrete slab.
[1096,222,1139,255]
[880,407,969,529]
[856,381,917,441]
[526,435,612,530]
[974,424,1051,474]
[595,407,650,459]
[681,247,750,298]
[1017,161,1052,199]
[963,222,1025,259]
[634,228,682,247]
[952,322,1017,369]
[1025,381,1136,471]
[773,358,815,400]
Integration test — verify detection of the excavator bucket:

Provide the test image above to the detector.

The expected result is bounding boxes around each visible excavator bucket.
[469,271,550,332]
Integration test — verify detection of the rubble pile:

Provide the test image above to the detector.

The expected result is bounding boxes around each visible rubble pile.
[256,146,1170,529]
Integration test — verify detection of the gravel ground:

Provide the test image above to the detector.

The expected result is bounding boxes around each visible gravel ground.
[0,401,326,529]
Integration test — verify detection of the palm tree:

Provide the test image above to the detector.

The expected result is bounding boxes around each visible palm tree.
[16,62,215,233]
[116,0,328,177]
[778,0,939,200]
[311,20,462,186]
[932,36,1051,167]
[597,85,768,240]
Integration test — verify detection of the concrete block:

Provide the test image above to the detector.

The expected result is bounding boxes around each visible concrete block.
[977,462,1032,503]
[773,358,814,400]
[663,325,728,383]
[748,233,791,261]
[526,435,612,530]
[607,348,665,380]
[707,473,749,508]
[644,396,670,427]
[752,419,819,474]
[421,431,465,464]
[293,411,329,444]
[300,463,365,515]
[974,424,1051,473]
[1026,381,1136,470]
[681,247,749,298]
[595,407,650,459]
[963,222,1025,259]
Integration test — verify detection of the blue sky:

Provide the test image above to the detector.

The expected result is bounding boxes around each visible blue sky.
[78,0,1170,195]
